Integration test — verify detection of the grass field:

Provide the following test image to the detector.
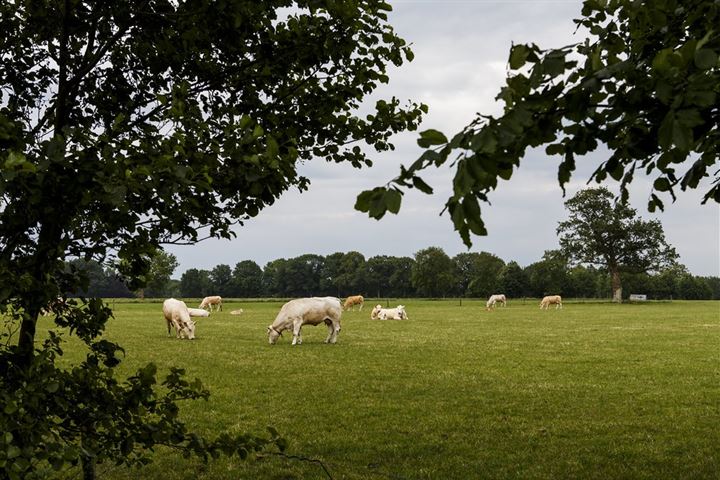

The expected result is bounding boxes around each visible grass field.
[52,299,719,479]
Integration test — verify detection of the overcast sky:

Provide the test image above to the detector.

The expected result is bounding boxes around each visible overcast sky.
[166,0,720,278]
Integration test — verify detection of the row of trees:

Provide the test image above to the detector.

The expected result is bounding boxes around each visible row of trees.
[77,247,719,301]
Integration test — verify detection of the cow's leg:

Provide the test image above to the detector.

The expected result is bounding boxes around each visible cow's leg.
[324,320,334,343]
[328,321,340,344]
[292,320,302,345]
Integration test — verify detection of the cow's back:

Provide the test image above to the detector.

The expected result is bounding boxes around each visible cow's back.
[273,297,341,327]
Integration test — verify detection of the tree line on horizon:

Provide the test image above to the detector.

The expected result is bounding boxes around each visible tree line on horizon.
[75,247,720,301]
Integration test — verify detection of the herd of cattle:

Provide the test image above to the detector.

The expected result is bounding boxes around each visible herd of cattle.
[162,293,564,343]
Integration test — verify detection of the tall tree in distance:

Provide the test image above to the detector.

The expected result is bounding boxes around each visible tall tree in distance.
[412,247,457,298]
[233,260,263,298]
[210,264,233,297]
[143,250,179,298]
[557,188,678,302]
[0,1,423,477]
[357,0,719,247]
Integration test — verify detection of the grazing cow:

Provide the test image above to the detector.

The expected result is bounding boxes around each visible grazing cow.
[486,294,507,310]
[163,298,196,339]
[199,295,223,312]
[187,307,210,317]
[540,295,563,310]
[267,297,342,345]
[370,304,408,320]
[343,295,364,311]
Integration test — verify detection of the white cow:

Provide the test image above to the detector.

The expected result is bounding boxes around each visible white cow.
[486,294,507,310]
[199,295,223,312]
[343,295,364,311]
[163,298,196,339]
[540,295,563,310]
[187,307,210,317]
[370,304,408,320]
[267,297,342,345]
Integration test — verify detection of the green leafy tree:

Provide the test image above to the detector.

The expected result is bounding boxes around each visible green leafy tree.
[320,252,345,296]
[388,256,416,298]
[366,255,396,298]
[283,254,325,297]
[144,250,179,298]
[336,251,367,296]
[179,268,212,298]
[565,265,602,299]
[1,2,423,476]
[454,252,505,298]
[676,274,712,299]
[496,261,529,299]
[525,250,569,298]
[210,264,233,297]
[68,259,134,298]
[557,188,678,302]
[411,247,457,298]
[699,276,720,300]
[233,260,263,298]
[357,0,719,246]
[262,259,288,297]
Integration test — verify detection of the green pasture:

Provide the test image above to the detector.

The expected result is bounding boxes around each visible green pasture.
[52,299,719,479]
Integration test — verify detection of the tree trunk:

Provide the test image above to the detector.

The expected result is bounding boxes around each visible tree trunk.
[611,269,622,303]
[81,455,96,480]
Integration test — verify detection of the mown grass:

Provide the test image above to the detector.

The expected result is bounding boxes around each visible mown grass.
[49,299,719,479]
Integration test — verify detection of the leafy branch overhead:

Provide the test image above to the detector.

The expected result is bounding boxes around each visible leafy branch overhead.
[356,0,719,247]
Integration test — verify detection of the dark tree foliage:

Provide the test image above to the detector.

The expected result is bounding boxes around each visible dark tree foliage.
[496,261,529,299]
[357,0,719,247]
[411,247,457,298]
[1,1,423,477]
[210,264,233,297]
[143,250,179,297]
[68,259,134,298]
[525,250,570,298]
[232,260,263,298]
[454,251,506,298]
[179,268,212,298]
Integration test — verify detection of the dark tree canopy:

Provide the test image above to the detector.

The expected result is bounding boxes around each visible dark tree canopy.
[357,0,719,246]
[411,247,457,297]
[0,1,423,477]
[557,187,678,302]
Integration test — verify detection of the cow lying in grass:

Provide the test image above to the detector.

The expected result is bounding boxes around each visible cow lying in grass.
[267,297,342,345]
[540,295,563,310]
[163,298,196,339]
[187,307,210,317]
[370,304,408,320]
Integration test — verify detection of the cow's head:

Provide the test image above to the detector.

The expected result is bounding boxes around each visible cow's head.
[370,305,382,319]
[180,320,196,340]
[267,325,282,344]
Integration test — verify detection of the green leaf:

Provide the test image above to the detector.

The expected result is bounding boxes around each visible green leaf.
[412,176,433,194]
[653,177,671,192]
[384,189,402,214]
[545,143,564,156]
[417,129,448,148]
[470,129,497,154]
[693,49,717,70]
[509,44,529,69]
